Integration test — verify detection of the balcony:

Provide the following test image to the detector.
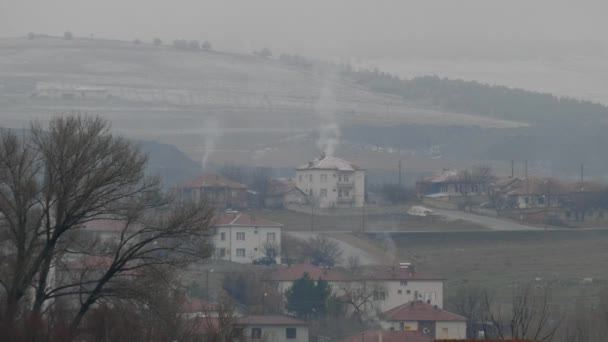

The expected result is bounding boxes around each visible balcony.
[337,181,354,188]
[337,197,355,203]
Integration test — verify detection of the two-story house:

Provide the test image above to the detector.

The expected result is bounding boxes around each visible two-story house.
[213,212,282,264]
[174,173,248,210]
[295,153,365,208]
[237,315,309,342]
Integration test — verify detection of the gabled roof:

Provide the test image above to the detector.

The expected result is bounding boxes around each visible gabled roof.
[362,266,443,281]
[268,178,306,197]
[178,298,218,314]
[382,301,466,322]
[175,173,247,190]
[213,212,282,227]
[266,264,351,282]
[236,315,307,326]
[79,219,142,233]
[340,330,432,342]
[297,155,362,171]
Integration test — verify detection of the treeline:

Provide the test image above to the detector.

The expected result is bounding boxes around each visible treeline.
[342,69,608,125]
[277,51,608,125]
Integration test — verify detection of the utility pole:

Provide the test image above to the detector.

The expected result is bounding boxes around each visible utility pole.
[581,163,584,184]
[525,160,529,195]
[398,160,402,186]
[511,160,514,178]
[310,199,314,232]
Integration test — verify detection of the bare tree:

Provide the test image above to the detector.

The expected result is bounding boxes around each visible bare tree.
[448,285,492,338]
[0,115,215,341]
[303,235,343,267]
[484,281,561,341]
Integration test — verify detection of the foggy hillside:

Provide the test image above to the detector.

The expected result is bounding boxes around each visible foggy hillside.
[1,36,607,180]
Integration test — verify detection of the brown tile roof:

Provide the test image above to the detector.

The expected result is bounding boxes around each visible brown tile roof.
[266,264,351,282]
[268,178,304,197]
[63,256,114,271]
[236,315,307,326]
[79,219,141,233]
[383,301,466,322]
[362,267,443,281]
[175,173,247,190]
[213,212,282,227]
[178,298,218,313]
[340,330,432,342]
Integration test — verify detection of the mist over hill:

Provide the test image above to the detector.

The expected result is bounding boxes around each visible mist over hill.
[1,36,607,180]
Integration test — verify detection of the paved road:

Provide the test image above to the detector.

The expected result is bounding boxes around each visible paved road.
[285,231,390,266]
[432,208,541,231]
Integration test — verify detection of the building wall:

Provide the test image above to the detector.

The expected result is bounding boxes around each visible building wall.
[383,320,466,339]
[365,280,444,313]
[241,325,309,342]
[295,169,365,208]
[213,226,282,264]
[436,321,467,339]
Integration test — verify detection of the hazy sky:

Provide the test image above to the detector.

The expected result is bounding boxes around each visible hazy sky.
[1,0,607,58]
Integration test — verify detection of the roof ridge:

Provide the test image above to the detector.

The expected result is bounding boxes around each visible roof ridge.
[230,213,241,225]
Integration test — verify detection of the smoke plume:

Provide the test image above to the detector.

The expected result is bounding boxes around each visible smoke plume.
[200,116,221,170]
[316,72,340,156]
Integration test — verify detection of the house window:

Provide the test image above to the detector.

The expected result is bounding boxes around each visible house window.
[236,248,246,257]
[320,189,327,197]
[373,291,386,301]
[321,174,327,182]
[344,176,349,182]
[406,290,411,295]
[400,280,408,286]
[219,248,226,257]
[338,189,343,197]
[399,322,404,331]
[267,232,276,242]
[236,232,245,241]
[286,328,297,339]
[398,289,402,294]
[344,190,350,197]
[220,232,226,241]
[251,328,262,339]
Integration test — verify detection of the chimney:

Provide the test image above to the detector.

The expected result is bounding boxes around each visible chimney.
[320,152,326,159]
[308,161,313,167]
[377,331,382,342]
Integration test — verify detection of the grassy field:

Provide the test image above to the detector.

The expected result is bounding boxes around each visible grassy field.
[251,208,488,232]
[367,230,608,307]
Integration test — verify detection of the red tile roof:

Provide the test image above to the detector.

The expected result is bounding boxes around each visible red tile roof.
[236,315,307,326]
[383,301,466,322]
[213,212,282,227]
[266,264,351,282]
[175,173,247,190]
[79,219,141,232]
[340,330,432,342]
[178,298,218,313]
[362,267,443,281]
[63,256,114,271]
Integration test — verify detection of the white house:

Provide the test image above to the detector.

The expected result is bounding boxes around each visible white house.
[35,82,108,100]
[295,153,365,208]
[381,301,467,340]
[265,264,444,316]
[213,212,282,264]
[359,266,444,313]
[237,315,309,342]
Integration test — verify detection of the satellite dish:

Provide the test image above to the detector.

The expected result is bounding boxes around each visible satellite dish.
[422,327,431,335]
